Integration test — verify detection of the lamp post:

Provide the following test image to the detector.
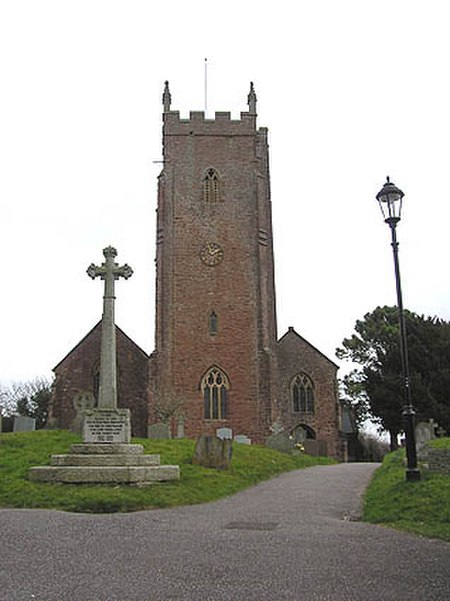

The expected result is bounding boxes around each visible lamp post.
[376,177,420,481]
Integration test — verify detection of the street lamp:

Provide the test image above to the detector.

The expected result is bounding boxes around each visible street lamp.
[376,176,420,481]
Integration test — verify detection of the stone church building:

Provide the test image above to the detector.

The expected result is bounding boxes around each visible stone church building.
[49,83,343,458]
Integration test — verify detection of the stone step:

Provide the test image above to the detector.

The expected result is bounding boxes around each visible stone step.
[28,465,180,484]
[51,454,161,467]
[70,443,145,455]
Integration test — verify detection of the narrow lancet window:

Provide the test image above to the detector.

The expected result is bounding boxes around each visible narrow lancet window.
[209,310,218,335]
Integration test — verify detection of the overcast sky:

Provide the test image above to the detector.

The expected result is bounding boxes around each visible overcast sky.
[1,0,449,385]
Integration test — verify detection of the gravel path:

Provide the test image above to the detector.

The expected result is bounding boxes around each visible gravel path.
[1,462,449,601]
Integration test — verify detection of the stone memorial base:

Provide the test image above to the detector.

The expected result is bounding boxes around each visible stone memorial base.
[82,407,131,443]
[28,442,180,484]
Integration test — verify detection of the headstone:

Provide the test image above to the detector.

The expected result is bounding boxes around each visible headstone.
[71,391,95,435]
[416,419,438,460]
[266,431,294,454]
[216,427,233,440]
[13,415,36,432]
[234,434,251,445]
[176,415,185,439]
[1,416,13,432]
[148,422,171,439]
[292,425,308,443]
[270,418,284,435]
[305,439,328,457]
[192,434,232,469]
[416,421,434,448]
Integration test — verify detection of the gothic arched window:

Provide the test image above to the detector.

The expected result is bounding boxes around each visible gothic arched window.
[203,168,221,203]
[292,373,315,413]
[201,367,229,420]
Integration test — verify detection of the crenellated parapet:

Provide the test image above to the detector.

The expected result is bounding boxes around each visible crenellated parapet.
[162,81,260,136]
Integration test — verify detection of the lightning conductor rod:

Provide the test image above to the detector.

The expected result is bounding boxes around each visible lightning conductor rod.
[204,57,208,114]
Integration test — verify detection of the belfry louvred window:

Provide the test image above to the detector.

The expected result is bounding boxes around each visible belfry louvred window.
[203,168,220,203]
[292,373,315,413]
[202,367,229,419]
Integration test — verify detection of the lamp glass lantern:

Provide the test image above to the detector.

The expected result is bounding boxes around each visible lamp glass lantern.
[376,176,404,223]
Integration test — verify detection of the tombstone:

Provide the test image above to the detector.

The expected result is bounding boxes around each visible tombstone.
[176,415,185,439]
[216,427,233,440]
[270,418,284,435]
[13,415,36,432]
[234,434,251,445]
[192,434,232,469]
[71,391,95,435]
[0,416,13,432]
[416,419,438,460]
[305,439,328,457]
[148,422,172,439]
[292,425,308,443]
[266,431,294,454]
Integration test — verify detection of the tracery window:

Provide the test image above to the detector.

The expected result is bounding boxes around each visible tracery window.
[292,373,315,413]
[201,367,229,420]
[203,168,221,203]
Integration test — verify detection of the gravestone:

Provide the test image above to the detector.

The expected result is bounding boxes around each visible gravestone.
[416,419,438,460]
[305,439,328,457]
[266,431,294,454]
[176,415,185,439]
[192,434,232,469]
[13,415,36,432]
[148,422,171,439]
[216,427,233,440]
[0,416,13,432]
[28,247,179,485]
[234,434,251,445]
[270,418,284,435]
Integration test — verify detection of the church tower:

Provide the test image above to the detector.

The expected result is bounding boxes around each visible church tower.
[150,82,279,442]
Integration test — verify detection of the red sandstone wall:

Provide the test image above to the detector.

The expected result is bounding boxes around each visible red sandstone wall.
[152,109,278,443]
[50,323,149,437]
[277,328,341,459]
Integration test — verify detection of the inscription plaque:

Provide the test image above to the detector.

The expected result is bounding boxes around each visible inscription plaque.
[82,408,131,444]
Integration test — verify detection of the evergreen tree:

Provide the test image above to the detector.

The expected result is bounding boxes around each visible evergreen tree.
[337,306,450,449]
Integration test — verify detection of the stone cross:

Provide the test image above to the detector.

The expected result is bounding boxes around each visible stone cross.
[87,246,133,409]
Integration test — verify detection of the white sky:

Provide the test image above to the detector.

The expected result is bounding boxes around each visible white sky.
[1,0,449,384]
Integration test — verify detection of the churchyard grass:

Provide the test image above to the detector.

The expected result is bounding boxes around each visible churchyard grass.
[363,442,450,541]
[0,430,333,513]
[428,436,450,449]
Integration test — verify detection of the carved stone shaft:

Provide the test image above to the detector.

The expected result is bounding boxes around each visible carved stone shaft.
[87,246,133,409]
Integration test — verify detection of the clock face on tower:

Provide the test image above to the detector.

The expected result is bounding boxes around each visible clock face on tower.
[200,242,224,266]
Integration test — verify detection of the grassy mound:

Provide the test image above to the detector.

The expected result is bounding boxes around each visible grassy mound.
[0,430,334,513]
[363,443,450,541]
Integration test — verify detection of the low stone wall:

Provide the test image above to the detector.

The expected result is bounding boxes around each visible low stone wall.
[428,448,450,475]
